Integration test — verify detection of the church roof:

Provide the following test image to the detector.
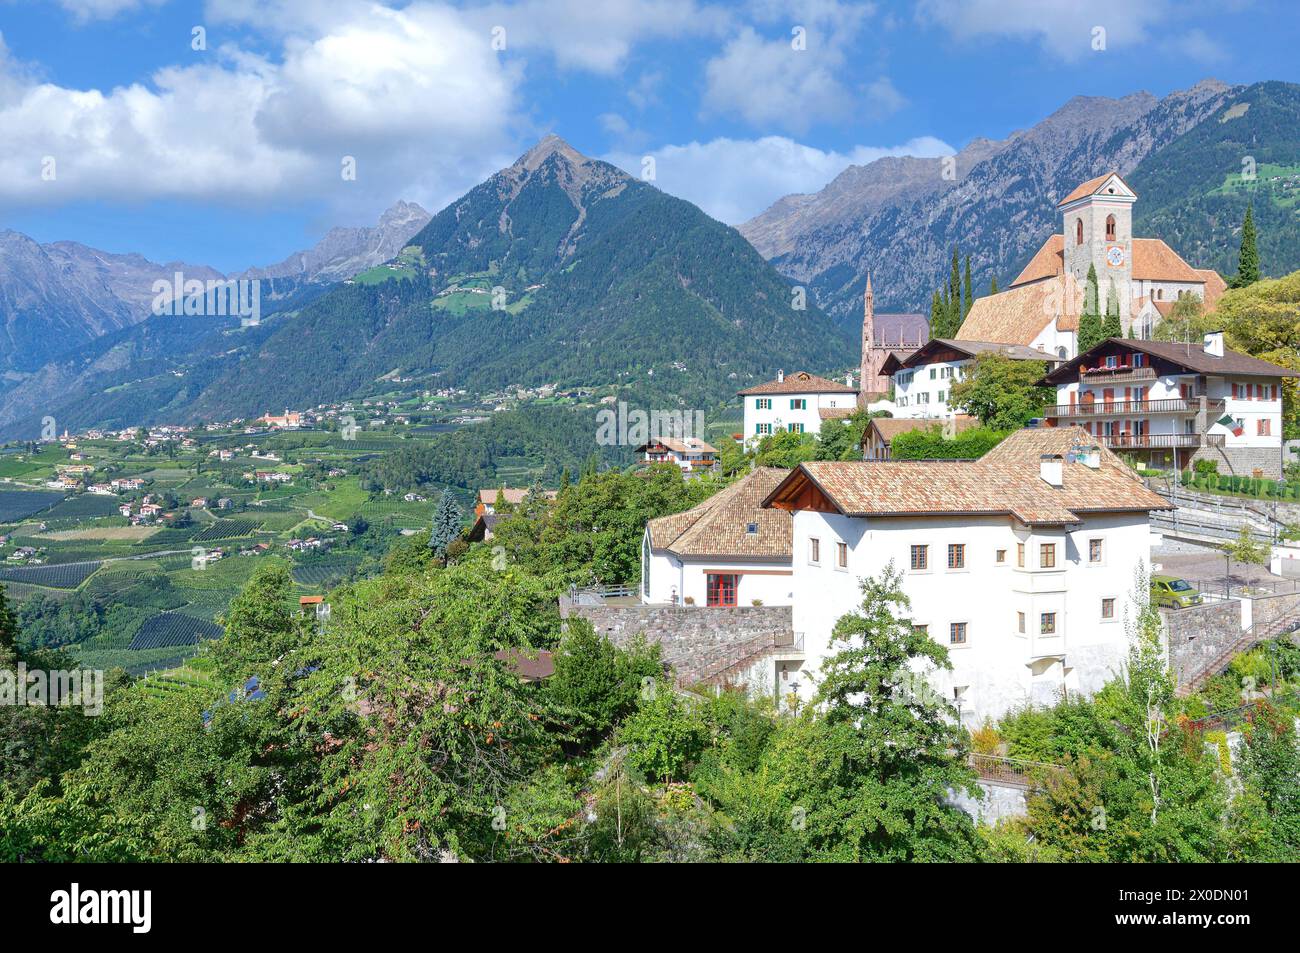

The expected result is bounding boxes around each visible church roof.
[737,371,856,396]
[863,415,979,447]
[957,277,1082,346]
[1056,171,1135,207]
[1011,234,1207,287]
[893,338,1057,369]
[870,313,929,346]
[1195,268,1228,310]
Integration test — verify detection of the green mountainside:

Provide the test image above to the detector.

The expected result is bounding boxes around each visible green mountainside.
[9,136,847,438]
[1129,81,1300,279]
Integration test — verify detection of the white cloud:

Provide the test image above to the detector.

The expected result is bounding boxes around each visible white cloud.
[0,5,519,217]
[703,27,854,132]
[52,0,167,21]
[917,0,1173,61]
[605,134,954,224]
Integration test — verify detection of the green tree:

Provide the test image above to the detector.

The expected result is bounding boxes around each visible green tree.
[753,430,818,469]
[1235,704,1300,859]
[1077,264,1103,353]
[962,255,973,318]
[1231,203,1260,288]
[1102,280,1122,339]
[428,488,464,560]
[949,352,1053,430]
[989,275,998,295]
[546,621,661,745]
[620,685,707,783]
[929,289,944,341]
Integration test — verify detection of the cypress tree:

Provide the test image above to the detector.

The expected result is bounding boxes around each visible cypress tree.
[989,275,998,295]
[1077,264,1104,353]
[1232,203,1259,288]
[929,289,943,341]
[1101,280,1122,339]
[962,255,973,318]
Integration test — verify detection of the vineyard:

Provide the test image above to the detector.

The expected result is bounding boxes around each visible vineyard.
[128,612,223,650]
[192,519,262,541]
[0,560,102,588]
[0,489,64,522]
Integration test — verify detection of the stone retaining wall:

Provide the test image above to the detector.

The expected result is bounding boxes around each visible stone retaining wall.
[560,598,792,684]
[1164,600,1242,686]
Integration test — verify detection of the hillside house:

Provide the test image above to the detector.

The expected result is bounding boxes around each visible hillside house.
[1039,333,1296,478]
[641,467,792,608]
[738,371,857,443]
[758,426,1170,723]
[635,436,719,474]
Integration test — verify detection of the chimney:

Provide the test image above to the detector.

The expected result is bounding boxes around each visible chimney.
[777,369,785,383]
[1040,453,1064,487]
[1081,446,1101,470]
[846,373,854,388]
[1203,330,1224,358]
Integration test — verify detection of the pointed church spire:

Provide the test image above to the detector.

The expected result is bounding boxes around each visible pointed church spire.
[859,271,876,409]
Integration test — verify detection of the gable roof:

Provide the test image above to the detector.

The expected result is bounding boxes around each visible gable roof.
[1057,172,1135,207]
[764,426,1168,526]
[647,467,791,559]
[637,436,719,455]
[1040,338,1300,385]
[1011,234,1207,288]
[738,371,856,396]
[864,415,979,447]
[1195,268,1228,310]
[957,277,1081,345]
[895,338,1057,369]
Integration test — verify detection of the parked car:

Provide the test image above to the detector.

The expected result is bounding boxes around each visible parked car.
[1152,575,1202,609]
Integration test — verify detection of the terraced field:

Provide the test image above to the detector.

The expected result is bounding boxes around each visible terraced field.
[129,612,223,650]
[0,560,101,588]
[0,489,64,522]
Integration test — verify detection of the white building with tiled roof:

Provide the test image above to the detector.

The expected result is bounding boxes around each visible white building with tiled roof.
[880,339,1059,419]
[737,370,857,445]
[760,426,1171,723]
[959,172,1224,358]
[642,467,793,608]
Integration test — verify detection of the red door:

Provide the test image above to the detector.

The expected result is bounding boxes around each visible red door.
[707,573,739,607]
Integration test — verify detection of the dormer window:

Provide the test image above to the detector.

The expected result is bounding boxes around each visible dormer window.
[1076,219,1084,246]
[1105,214,1116,241]
[745,522,758,535]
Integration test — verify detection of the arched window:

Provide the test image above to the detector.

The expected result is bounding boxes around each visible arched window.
[1105,214,1116,241]
[1076,219,1084,245]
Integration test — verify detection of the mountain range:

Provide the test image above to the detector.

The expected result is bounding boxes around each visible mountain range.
[741,79,1300,321]
[2,79,1298,438]
[0,200,431,380]
[0,136,847,437]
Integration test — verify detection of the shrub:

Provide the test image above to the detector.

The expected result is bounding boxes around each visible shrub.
[1194,459,1219,476]
[620,688,708,783]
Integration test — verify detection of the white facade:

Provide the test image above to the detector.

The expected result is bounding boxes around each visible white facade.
[743,392,855,442]
[785,510,1150,724]
[641,530,793,607]
[891,360,967,419]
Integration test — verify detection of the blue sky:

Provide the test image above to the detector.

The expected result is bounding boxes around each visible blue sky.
[1,0,1296,271]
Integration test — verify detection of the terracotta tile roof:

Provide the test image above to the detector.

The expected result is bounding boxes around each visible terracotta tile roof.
[647,467,791,558]
[899,339,1057,368]
[1132,239,1204,283]
[1195,268,1227,310]
[1012,234,1066,286]
[958,276,1081,344]
[819,407,856,420]
[765,426,1169,526]
[494,649,555,681]
[479,488,558,505]
[638,436,719,455]
[865,414,979,446]
[738,371,856,396]
[1041,340,1300,385]
[1057,172,1132,207]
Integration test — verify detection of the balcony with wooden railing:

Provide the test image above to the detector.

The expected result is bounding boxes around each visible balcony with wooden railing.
[1078,364,1157,383]
[1045,398,1224,419]
[1099,432,1225,450]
